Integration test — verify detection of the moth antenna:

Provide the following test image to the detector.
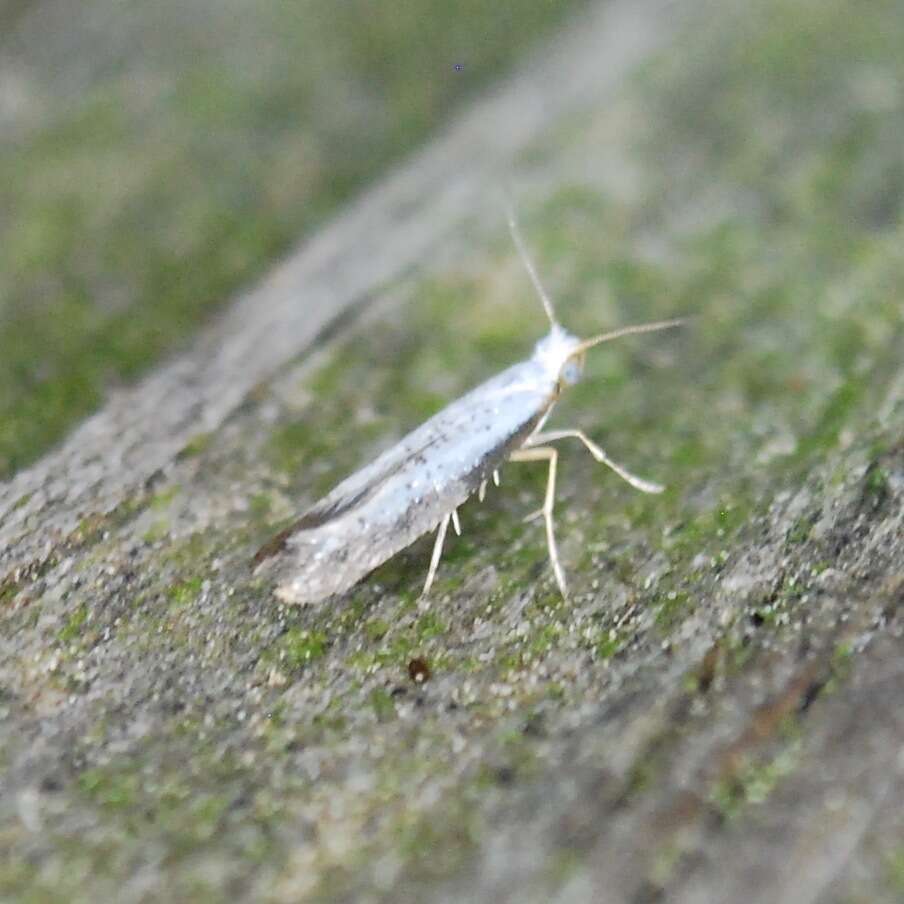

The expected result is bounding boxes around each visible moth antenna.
[575,318,686,355]
[506,203,558,327]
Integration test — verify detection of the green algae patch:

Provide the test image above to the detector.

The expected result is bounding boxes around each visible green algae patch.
[368,687,397,723]
[886,847,904,896]
[709,740,802,820]
[167,576,204,608]
[280,628,329,669]
[58,604,90,644]
[177,431,215,460]
[78,767,141,812]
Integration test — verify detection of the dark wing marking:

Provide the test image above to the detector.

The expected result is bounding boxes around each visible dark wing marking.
[252,522,300,567]
[252,433,443,567]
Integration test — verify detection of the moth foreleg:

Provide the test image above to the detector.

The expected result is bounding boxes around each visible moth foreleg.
[526,429,664,494]
[421,513,452,600]
[509,446,567,599]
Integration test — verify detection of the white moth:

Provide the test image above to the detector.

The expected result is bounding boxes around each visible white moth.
[254,211,683,605]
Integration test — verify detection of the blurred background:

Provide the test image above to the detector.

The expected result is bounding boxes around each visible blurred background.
[0,0,587,479]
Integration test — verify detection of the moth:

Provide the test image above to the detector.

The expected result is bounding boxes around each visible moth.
[253,211,682,605]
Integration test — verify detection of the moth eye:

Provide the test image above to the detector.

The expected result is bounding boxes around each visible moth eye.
[561,359,582,385]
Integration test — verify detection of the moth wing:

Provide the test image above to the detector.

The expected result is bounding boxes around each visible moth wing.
[257,360,556,604]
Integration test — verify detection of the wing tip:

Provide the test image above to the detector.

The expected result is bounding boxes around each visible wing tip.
[251,523,297,569]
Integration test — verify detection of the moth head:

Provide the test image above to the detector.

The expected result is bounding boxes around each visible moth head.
[534,324,584,384]
[534,319,685,387]
[507,201,685,384]
[559,350,586,386]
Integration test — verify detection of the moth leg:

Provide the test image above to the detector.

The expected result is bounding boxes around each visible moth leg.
[509,446,568,599]
[451,507,462,536]
[421,513,451,599]
[526,429,664,494]
[522,507,543,524]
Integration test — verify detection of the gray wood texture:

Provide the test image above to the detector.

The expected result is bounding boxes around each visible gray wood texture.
[1,1,901,901]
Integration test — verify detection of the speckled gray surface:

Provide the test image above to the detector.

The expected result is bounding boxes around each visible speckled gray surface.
[1,1,902,901]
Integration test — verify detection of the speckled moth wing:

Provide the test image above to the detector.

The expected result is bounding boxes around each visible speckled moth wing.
[255,358,556,604]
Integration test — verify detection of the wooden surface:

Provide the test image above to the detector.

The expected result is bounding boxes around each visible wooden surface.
[1,1,902,901]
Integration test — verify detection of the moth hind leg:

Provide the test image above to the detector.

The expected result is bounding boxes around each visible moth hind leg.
[509,446,568,599]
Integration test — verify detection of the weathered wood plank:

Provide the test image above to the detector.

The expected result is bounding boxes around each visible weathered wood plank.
[1,1,902,902]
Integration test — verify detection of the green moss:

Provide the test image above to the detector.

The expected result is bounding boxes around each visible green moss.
[70,513,110,548]
[862,463,891,509]
[78,767,140,810]
[794,377,869,462]
[745,573,809,630]
[529,622,563,656]
[178,432,214,459]
[142,520,171,544]
[58,603,90,643]
[886,847,904,894]
[786,514,815,546]
[248,493,273,521]
[364,618,391,642]
[0,578,20,608]
[827,641,855,689]
[149,485,181,511]
[662,497,752,569]
[415,612,446,641]
[71,746,284,885]
[648,841,686,890]
[167,577,204,608]
[10,492,33,511]
[368,688,397,722]
[594,628,624,660]
[709,741,801,820]
[654,590,693,630]
[624,757,656,798]
[280,628,328,668]
[383,636,418,668]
